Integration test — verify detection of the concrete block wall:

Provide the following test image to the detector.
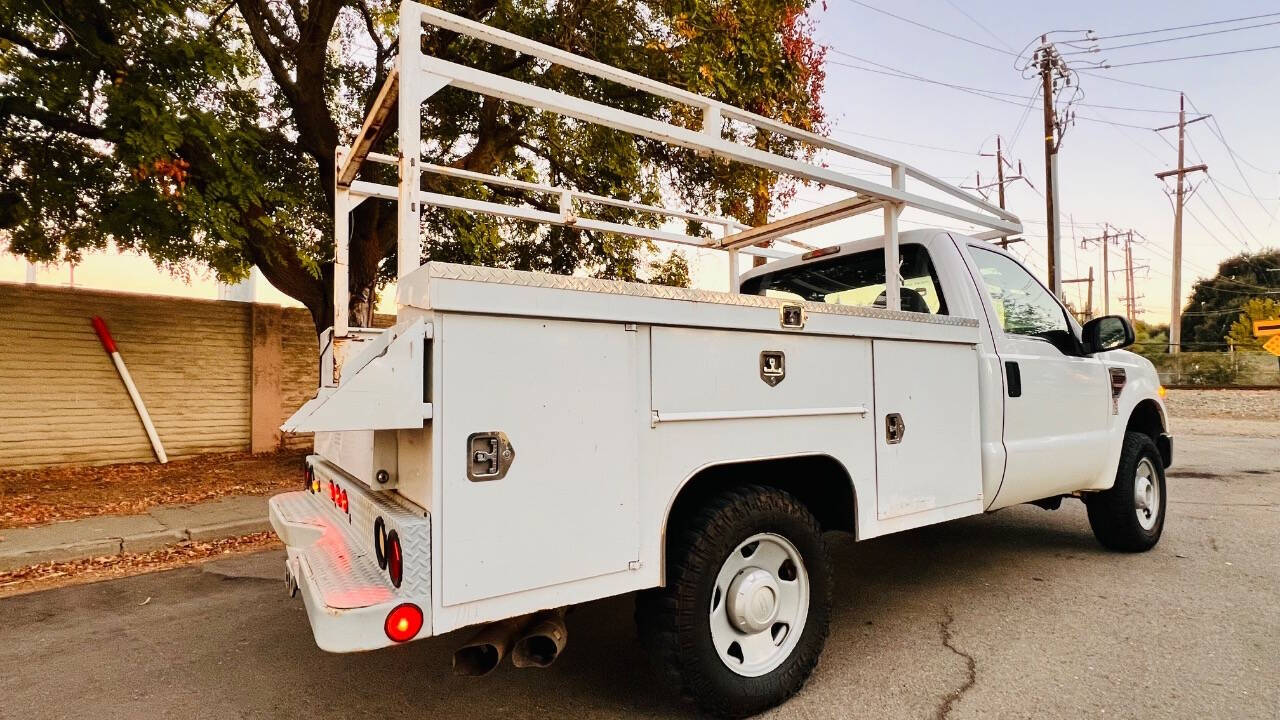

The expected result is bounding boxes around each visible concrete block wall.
[0,283,342,470]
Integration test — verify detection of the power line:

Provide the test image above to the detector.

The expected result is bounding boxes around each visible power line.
[939,0,1017,52]
[825,54,1157,129]
[828,48,1176,113]
[1099,43,1280,68]
[1063,19,1280,55]
[828,127,977,155]
[1185,131,1263,248]
[1089,11,1280,41]
[841,0,1018,57]
[827,52,1026,98]
[1183,100,1280,218]
[1008,84,1041,146]
[1072,101,1178,114]
[1076,70,1181,93]
[1186,97,1280,174]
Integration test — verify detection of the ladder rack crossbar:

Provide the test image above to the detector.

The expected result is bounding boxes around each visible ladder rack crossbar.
[405,51,1022,238]
[344,176,789,259]
[410,3,1018,227]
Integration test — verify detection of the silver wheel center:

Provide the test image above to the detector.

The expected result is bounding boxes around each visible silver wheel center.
[1134,458,1160,531]
[727,568,780,633]
[708,533,810,677]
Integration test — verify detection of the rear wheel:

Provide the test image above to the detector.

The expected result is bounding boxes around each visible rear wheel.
[1085,432,1167,552]
[636,485,832,718]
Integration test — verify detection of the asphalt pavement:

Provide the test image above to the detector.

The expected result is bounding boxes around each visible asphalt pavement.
[1,421,1275,720]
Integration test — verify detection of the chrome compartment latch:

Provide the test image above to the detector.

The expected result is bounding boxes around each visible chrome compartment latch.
[467,431,516,481]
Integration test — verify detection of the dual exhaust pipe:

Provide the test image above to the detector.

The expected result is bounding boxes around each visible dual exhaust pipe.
[452,607,568,676]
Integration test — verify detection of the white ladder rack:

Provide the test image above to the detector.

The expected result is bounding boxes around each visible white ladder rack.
[330,0,1023,341]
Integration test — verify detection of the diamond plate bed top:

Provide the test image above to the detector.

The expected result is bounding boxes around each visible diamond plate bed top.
[412,262,980,329]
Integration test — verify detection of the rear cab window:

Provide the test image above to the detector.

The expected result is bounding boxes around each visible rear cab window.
[739,244,948,315]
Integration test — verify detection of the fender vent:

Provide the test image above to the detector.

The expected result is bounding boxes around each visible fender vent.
[1108,367,1127,415]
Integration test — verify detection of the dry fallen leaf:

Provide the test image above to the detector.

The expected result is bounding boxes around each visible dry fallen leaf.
[0,532,280,598]
[0,450,306,530]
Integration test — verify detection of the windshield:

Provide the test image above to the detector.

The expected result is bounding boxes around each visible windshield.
[739,244,947,315]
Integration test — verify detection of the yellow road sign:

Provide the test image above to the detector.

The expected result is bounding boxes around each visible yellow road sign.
[1265,335,1280,357]
[1254,318,1280,337]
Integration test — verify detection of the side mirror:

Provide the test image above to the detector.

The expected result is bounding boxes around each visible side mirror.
[1082,315,1135,354]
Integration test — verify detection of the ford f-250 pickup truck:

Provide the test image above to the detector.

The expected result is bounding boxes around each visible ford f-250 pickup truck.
[268,4,1172,717]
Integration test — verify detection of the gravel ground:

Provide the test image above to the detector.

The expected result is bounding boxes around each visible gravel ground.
[1163,388,1280,422]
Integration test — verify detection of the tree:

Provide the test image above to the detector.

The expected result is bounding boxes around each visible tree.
[1,0,827,334]
[1180,249,1280,350]
[1129,319,1168,363]
[1226,298,1280,350]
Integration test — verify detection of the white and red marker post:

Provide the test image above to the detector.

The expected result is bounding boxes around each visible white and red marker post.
[91,316,168,464]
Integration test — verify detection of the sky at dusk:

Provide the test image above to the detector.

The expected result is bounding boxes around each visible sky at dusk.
[4,0,1277,325]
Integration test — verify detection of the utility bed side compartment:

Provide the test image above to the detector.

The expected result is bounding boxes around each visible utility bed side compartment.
[438,314,644,606]
[651,327,873,417]
[871,339,983,525]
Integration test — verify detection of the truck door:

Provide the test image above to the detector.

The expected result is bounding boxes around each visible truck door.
[438,315,642,606]
[965,245,1112,507]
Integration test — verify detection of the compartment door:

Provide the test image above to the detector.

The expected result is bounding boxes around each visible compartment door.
[873,340,983,520]
[440,315,642,605]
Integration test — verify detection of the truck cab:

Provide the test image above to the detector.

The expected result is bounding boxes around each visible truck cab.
[739,229,1172,513]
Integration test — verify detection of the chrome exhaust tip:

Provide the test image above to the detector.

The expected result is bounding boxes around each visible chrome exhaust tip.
[511,608,568,669]
[452,615,531,676]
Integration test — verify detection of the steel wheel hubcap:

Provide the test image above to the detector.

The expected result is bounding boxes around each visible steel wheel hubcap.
[709,533,809,677]
[1134,458,1160,531]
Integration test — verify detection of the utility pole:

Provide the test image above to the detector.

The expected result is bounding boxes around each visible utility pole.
[995,135,1007,210]
[1086,266,1094,318]
[1037,37,1070,298]
[1062,268,1094,322]
[1155,93,1209,354]
[966,136,1030,211]
[1080,228,1111,315]
[1123,230,1136,321]
[1115,231,1148,324]
[965,135,1032,252]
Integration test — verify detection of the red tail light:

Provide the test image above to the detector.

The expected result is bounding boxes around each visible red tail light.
[384,603,423,643]
[387,530,403,588]
[340,489,349,513]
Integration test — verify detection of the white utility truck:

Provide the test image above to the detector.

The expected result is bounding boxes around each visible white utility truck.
[271,4,1173,717]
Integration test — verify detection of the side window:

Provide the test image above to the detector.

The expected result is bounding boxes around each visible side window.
[969,247,1071,341]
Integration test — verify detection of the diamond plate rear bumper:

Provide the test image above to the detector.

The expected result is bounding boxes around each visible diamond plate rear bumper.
[270,458,431,653]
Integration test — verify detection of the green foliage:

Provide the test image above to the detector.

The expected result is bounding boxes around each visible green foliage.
[1129,319,1169,362]
[1180,249,1280,350]
[1,0,826,331]
[647,249,691,288]
[1226,298,1280,350]
[0,0,318,280]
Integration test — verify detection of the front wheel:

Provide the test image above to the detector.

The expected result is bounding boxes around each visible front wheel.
[1085,432,1167,552]
[636,485,832,718]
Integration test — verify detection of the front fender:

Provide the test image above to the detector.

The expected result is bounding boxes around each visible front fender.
[1084,350,1167,490]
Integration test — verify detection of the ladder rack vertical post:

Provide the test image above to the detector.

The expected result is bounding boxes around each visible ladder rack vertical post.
[883,165,906,312]
[396,13,422,281]
[333,148,351,339]
[723,224,740,292]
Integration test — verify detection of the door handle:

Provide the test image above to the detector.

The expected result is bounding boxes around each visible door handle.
[1005,361,1022,398]
[885,413,906,444]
